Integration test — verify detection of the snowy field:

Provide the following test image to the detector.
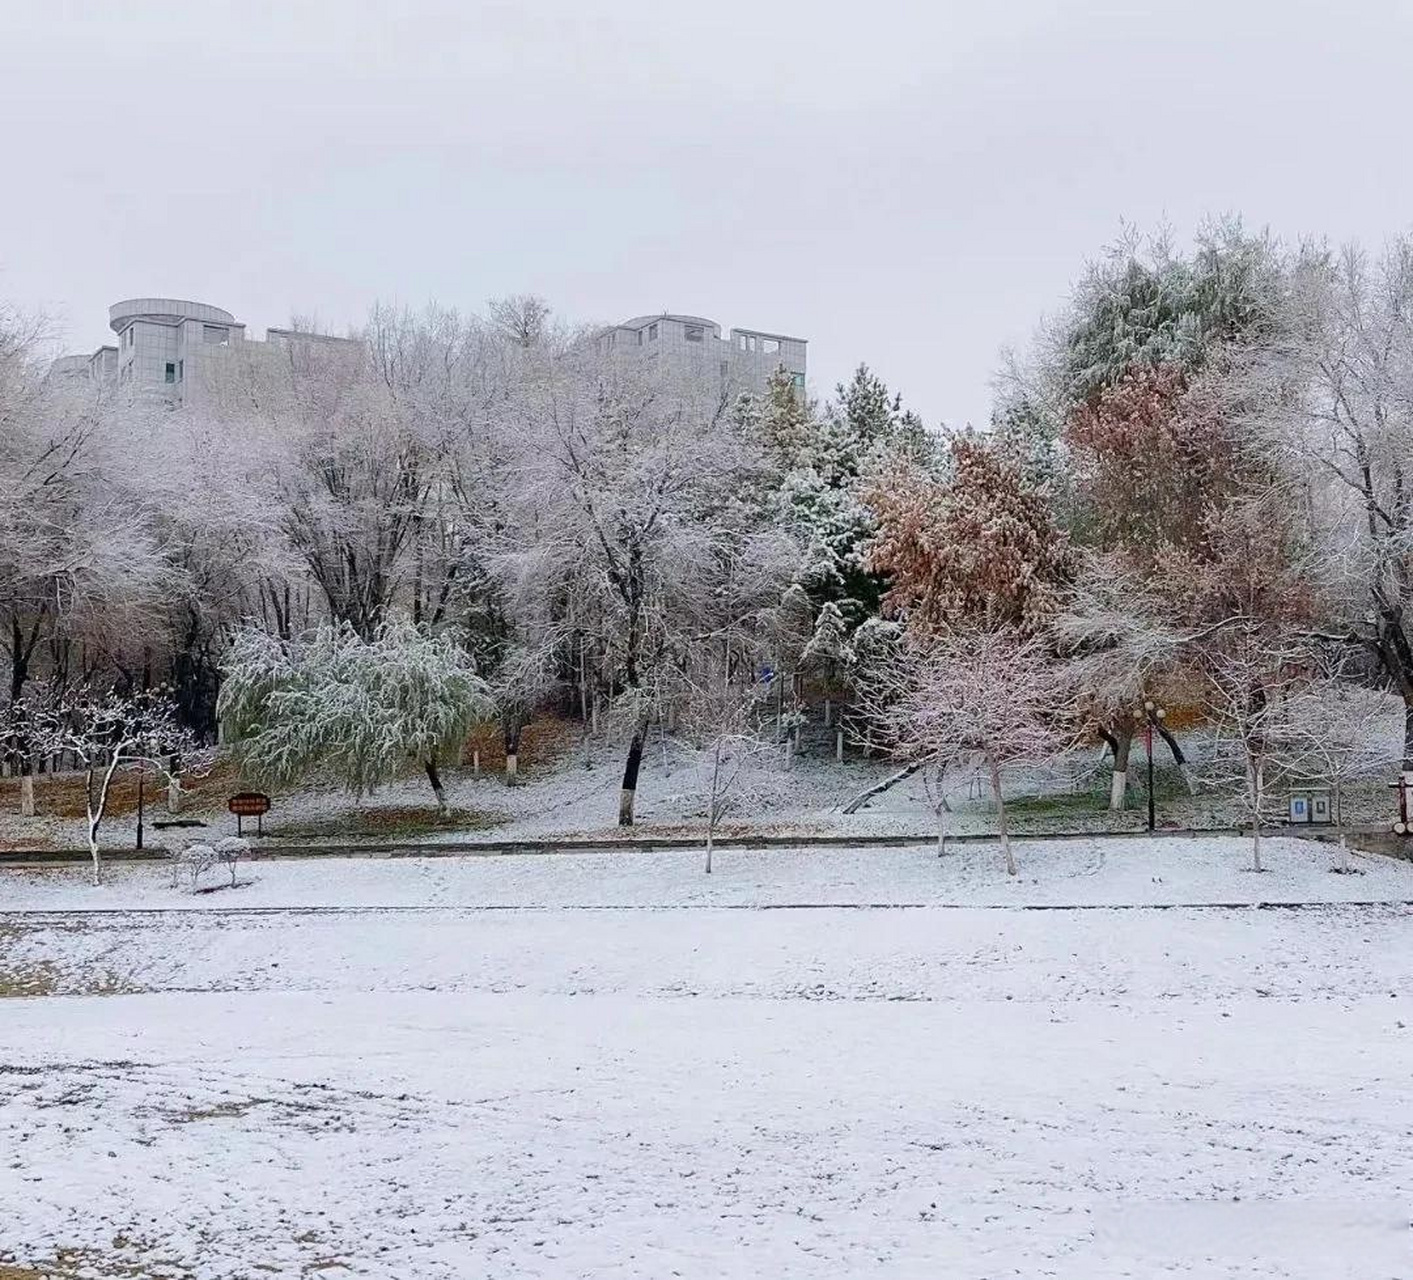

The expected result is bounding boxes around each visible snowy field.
[1,837,1411,1277]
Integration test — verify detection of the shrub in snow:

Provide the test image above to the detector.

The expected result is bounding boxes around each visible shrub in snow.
[213,836,250,886]
[171,842,218,891]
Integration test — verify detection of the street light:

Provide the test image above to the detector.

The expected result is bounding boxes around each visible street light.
[1141,699,1167,833]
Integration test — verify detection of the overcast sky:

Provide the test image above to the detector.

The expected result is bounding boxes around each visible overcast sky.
[3,0,1412,430]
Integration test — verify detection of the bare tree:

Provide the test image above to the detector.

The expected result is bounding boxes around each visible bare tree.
[514,350,770,825]
[1199,624,1311,873]
[38,686,206,884]
[859,627,1073,875]
[1052,552,1190,809]
[1247,240,1413,763]
[677,665,779,873]
[1281,678,1396,872]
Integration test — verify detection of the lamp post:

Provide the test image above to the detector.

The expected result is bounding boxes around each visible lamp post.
[1141,699,1167,833]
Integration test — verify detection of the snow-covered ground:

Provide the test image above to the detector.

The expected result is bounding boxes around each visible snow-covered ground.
[3,834,1412,911]
[1,837,1410,1277]
[0,725,1310,853]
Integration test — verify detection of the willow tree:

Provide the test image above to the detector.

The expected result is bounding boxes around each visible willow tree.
[219,613,490,813]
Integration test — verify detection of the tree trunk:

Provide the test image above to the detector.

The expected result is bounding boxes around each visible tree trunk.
[1334,782,1350,873]
[1109,729,1132,811]
[472,747,481,776]
[835,726,844,763]
[87,754,122,887]
[619,718,648,826]
[935,805,948,858]
[166,754,181,813]
[705,740,722,875]
[424,755,448,816]
[19,773,34,818]
[989,755,1017,876]
[1250,755,1264,873]
[503,724,521,783]
[841,757,928,814]
[1153,722,1196,795]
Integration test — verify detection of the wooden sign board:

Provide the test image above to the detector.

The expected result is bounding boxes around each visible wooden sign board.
[228,792,271,836]
[228,793,271,816]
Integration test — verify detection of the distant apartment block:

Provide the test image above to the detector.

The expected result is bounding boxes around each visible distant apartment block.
[595,313,806,397]
[51,298,355,404]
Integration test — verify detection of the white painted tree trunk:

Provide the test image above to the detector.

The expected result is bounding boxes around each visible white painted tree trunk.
[472,747,481,776]
[87,753,123,886]
[1108,732,1132,812]
[166,756,181,814]
[20,774,34,818]
[505,752,518,783]
[936,806,948,858]
[835,726,844,763]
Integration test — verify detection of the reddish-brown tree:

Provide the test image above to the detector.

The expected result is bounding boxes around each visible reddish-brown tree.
[1063,362,1247,568]
[865,436,1071,637]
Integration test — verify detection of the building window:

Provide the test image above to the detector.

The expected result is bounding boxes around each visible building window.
[737,334,747,350]
[762,338,780,354]
[648,323,658,341]
[791,372,806,390]
[177,359,184,382]
[685,324,704,342]
[637,329,644,346]
[203,325,229,346]
[164,362,176,384]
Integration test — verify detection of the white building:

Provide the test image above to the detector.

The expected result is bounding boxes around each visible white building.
[51,298,355,404]
[595,313,806,397]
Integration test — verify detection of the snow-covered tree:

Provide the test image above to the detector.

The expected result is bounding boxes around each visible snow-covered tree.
[37,686,205,884]
[1180,495,1325,870]
[219,613,491,813]
[513,350,773,825]
[866,437,1071,637]
[1280,679,1396,872]
[1063,361,1249,564]
[1243,238,1413,766]
[858,627,1073,875]
[1051,553,1193,808]
[677,661,779,873]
